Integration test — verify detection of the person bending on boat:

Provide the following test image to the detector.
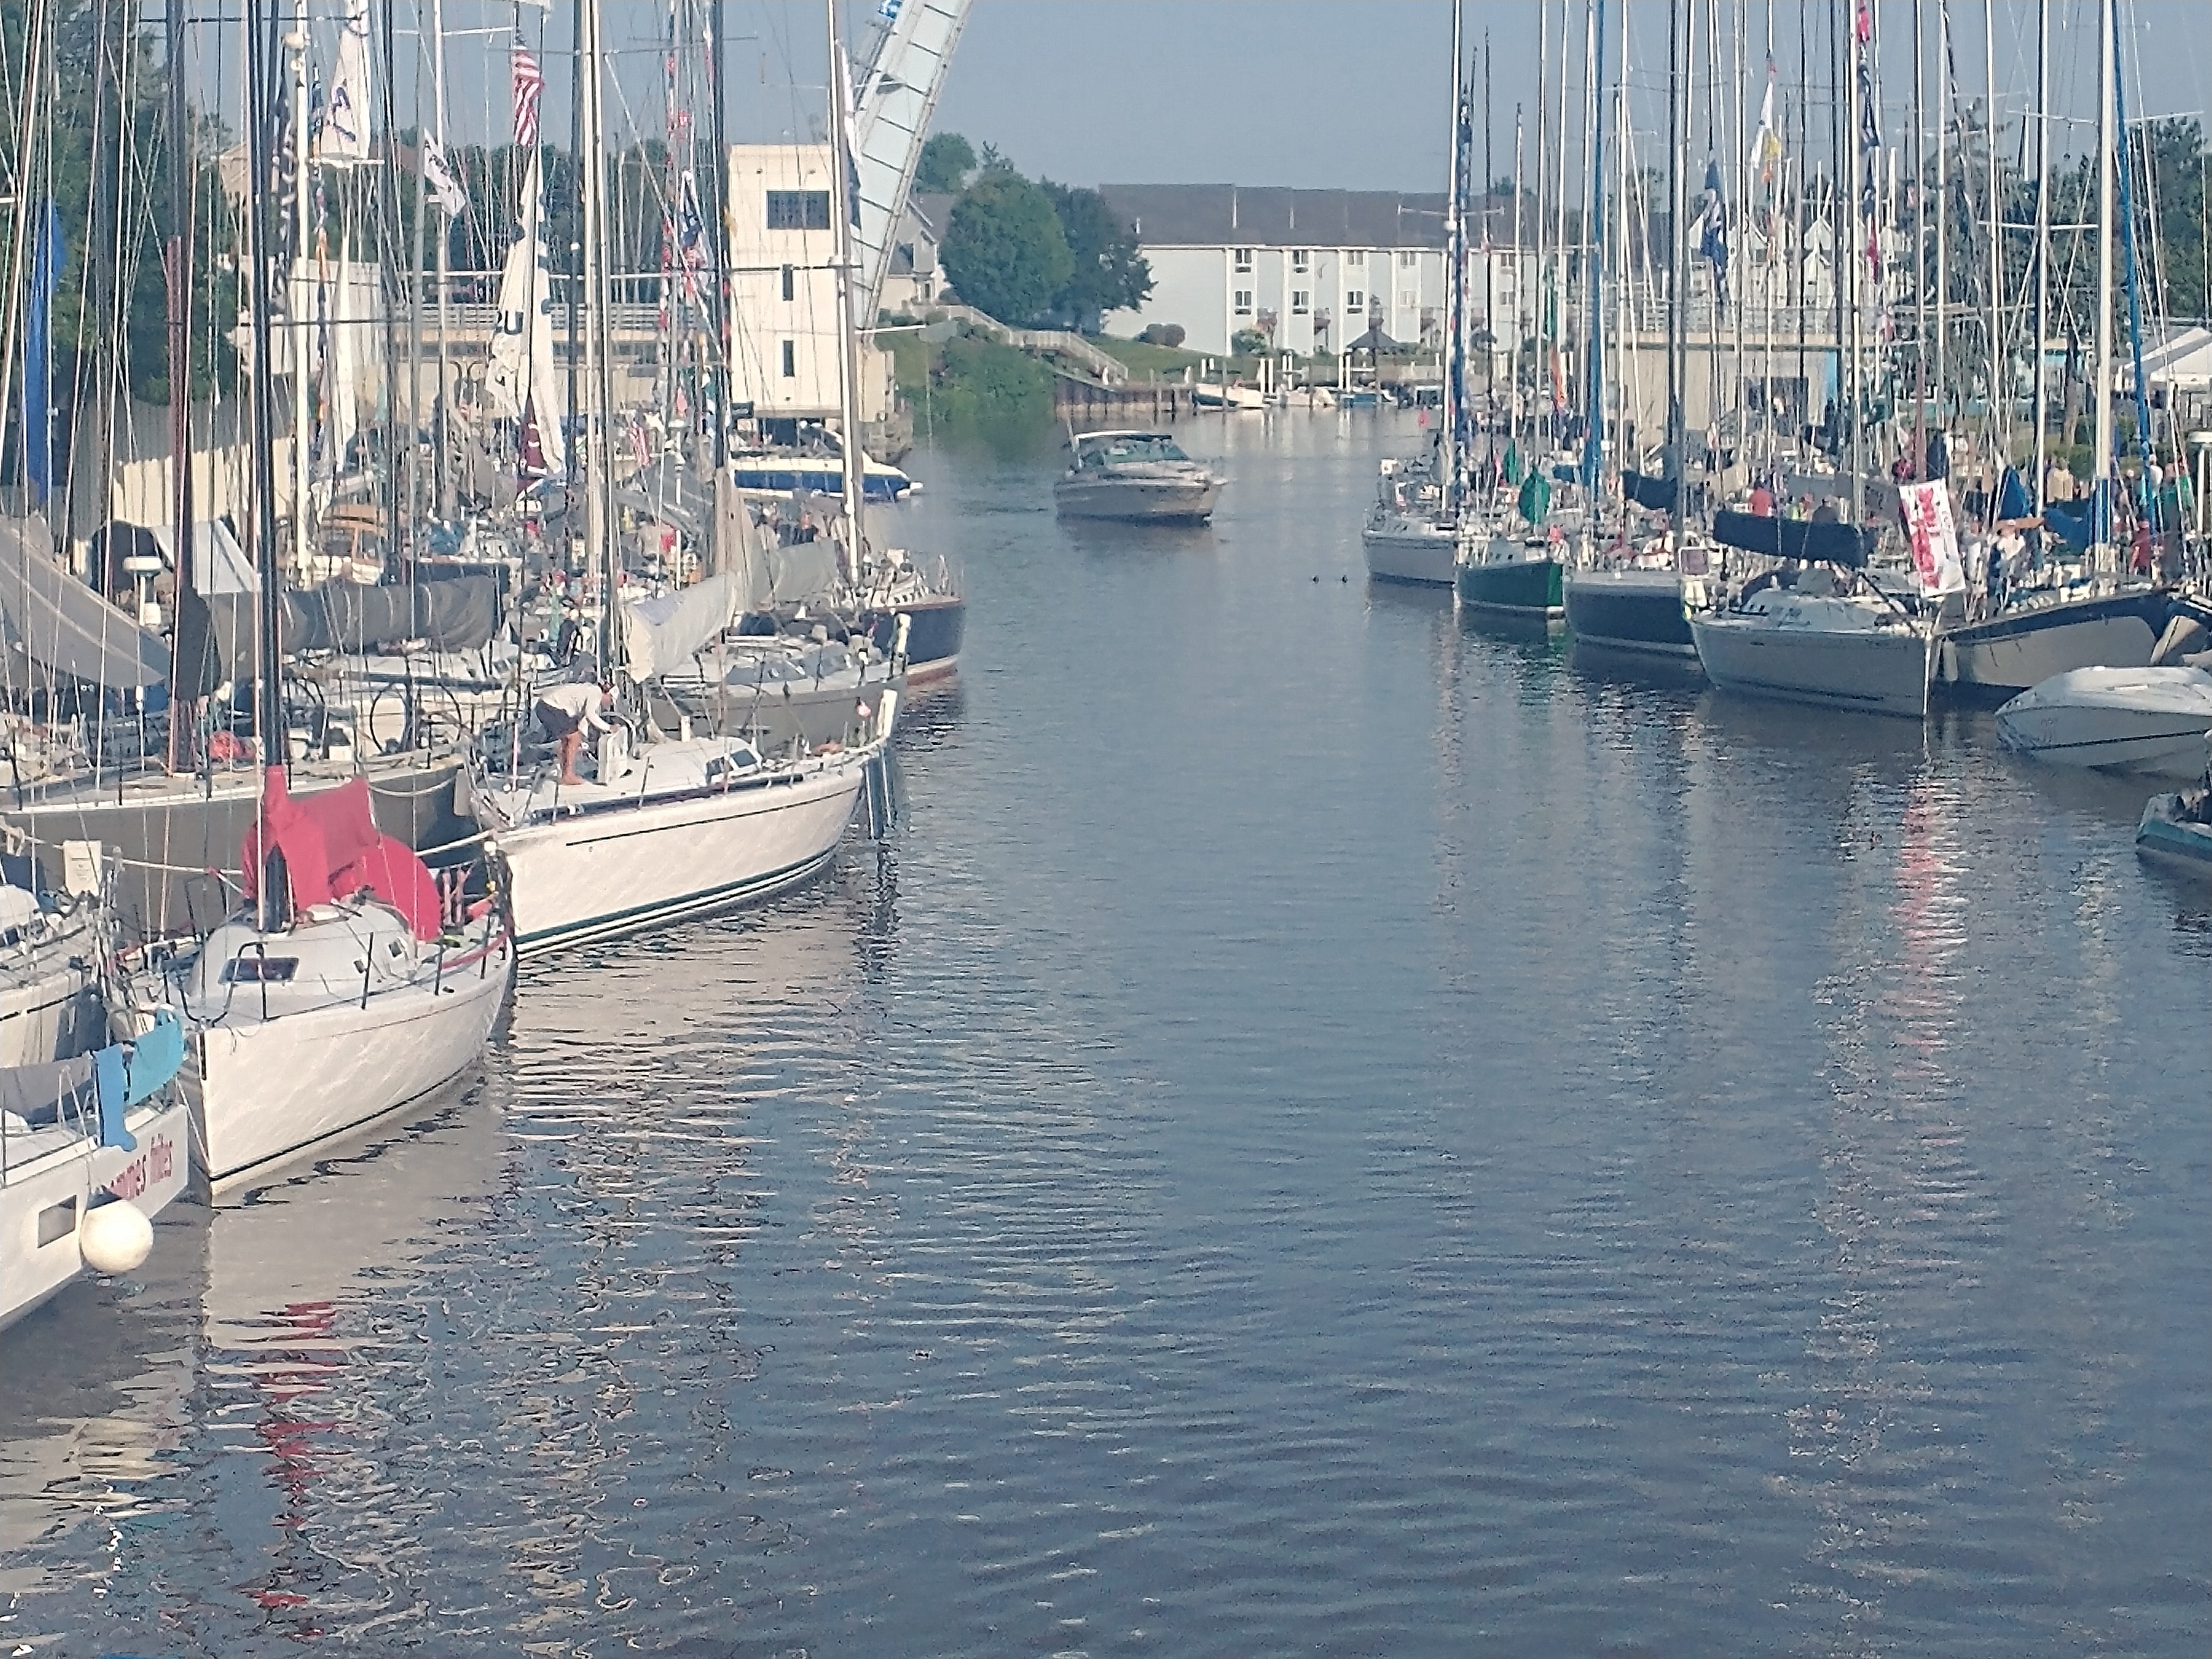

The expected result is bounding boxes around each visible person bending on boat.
[536,680,615,786]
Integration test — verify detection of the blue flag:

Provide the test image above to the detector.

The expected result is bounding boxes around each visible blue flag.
[24,202,63,506]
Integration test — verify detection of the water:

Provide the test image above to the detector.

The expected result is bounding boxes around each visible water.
[4,412,2207,1656]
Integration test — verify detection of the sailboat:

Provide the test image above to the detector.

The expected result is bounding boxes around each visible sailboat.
[469,0,890,959]
[1363,0,1486,589]
[117,0,511,1189]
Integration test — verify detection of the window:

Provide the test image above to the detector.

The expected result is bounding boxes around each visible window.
[1397,249,1418,268]
[1346,249,1366,268]
[1398,289,1417,310]
[1290,249,1310,272]
[780,340,796,378]
[766,190,832,230]
[221,956,299,983]
[1233,247,1253,271]
[1232,289,1253,314]
[1290,289,1310,314]
[780,264,795,302]
[1345,289,1364,311]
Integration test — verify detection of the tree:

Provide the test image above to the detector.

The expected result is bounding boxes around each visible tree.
[914,132,974,195]
[1040,181,1151,330]
[940,171,1071,324]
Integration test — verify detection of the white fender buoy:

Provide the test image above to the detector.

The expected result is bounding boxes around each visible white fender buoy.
[80,1201,153,1275]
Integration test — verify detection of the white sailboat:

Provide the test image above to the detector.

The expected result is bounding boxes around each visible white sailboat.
[119,1,511,1190]
[471,0,890,960]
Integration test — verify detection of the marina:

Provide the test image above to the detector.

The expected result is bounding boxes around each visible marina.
[0,0,2206,1649]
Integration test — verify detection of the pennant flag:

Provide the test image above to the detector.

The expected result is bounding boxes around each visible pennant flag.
[512,41,544,148]
[1747,59,1783,191]
[313,0,373,164]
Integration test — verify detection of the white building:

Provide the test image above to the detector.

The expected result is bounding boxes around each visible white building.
[1095,184,1528,363]
[723,144,892,430]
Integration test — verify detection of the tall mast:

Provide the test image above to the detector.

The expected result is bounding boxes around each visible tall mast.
[1532,0,1547,454]
[1440,0,1463,503]
[578,0,619,661]
[164,0,196,768]
[289,22,310,580]
[1935,0,1948,424]
[244,0,290,923]
[826,0,867,577]
[1844,0,1864,522]
[431,0,453,517]
[2031,0,2049,506]
[1666,0,1687,517]
[1511,101,1525,453]
[1580,0,1606,493]
[2092,0,2115,547]
[707,0,736,576]
[1983,0,2002,491]
[1481,28,1494,437]
[1911,3,1925,474]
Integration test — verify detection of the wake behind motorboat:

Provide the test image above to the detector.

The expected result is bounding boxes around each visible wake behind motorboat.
[1995,666,2212,780]
[1054,431,1222,523]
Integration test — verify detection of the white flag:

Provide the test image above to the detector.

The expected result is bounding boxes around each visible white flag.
[420,133,467,217]
[313,0,373,164]
[484,151,568,477]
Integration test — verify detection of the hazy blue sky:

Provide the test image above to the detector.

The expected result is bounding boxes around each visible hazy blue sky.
[233,0,2209,192]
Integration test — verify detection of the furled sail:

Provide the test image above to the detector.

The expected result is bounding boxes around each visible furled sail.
[483,150,568,476]
[619,574,745,682]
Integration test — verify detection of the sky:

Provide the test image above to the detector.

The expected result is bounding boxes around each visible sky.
[196,0,2211,191]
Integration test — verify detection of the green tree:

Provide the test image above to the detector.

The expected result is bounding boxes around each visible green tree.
[940,171,1071,324]
[1040,181,1151,330]
[914,132,974,195]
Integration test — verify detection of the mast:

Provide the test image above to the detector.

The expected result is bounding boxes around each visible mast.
[2110,0,2155,536]
[826,0,867,578]
[1580,0,1606,493]
[163,0,195,768]
[1983,0,2002,491]
[1532,0,1547,455]
[2092,0,2115,549]
[431,0,453,517]
[290,22,311,581]
[1935,0,1948,425]
[1666,0,1687,519]
[577,0,619,662]
[1511,101,1525,454]
[1481,28,1494,443]
[2031,0,2049,507]
[1440,0,1463,505]
[1844,0,1864,522]
[1912,3,1925,476]
[244,0,290,925]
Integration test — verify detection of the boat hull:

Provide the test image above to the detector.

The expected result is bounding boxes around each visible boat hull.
[1691,610,1932,718]
[2136,795,2212,875]
[864,594,964,685]
[492,765,866,958]
[1055,476,1220,522]
[1,1094,190,1330]
[1563,568,1696,656]
[1456,555,1565,618]
[185,937,511,1187]
[1362,522,1459,586]
[1937,589,2177,692]
[1995,667,2212,778]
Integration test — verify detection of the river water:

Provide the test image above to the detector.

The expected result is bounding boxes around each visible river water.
[3,412,2206,1656]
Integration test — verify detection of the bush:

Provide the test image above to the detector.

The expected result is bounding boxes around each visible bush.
[1138,323,1186,348]
[1230,328,1268,358]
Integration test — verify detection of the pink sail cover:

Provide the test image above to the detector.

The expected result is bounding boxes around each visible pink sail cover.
[239,770,443,941]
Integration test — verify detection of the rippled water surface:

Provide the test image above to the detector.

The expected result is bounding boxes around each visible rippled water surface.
[3,413,2207,1656]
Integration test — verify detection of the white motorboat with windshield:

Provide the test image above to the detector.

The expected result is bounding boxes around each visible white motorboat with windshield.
[1995,665,2212,779]
[1054,431,1222,522]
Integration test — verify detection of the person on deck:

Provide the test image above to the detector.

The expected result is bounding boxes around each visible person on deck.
[536,680,614,786]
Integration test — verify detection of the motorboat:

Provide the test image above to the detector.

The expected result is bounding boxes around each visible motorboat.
[0,1011,190,1329]
[119,773,512,1189]
[1994,665,2212,779]
[729,433,916,502]
[1690,579,1936,719]
[2135,786,2212,875]
[1190,382,1265,412]
[470,694,896,958]
[1053,431,1222,523]
[1937,586,2210,693]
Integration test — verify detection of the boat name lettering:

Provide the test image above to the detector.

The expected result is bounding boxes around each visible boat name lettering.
[104,1134,177,1201]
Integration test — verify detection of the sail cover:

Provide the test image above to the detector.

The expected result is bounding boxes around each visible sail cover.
[483,150,569,476]
[192,577,501,679]
[0,516,169,689]
[620,573,744,681]
[1710,508,1878,568]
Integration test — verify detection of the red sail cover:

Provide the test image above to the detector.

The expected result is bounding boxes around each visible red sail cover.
[239,771,442,941]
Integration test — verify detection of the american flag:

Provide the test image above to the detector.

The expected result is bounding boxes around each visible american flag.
[512,43,544,147]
